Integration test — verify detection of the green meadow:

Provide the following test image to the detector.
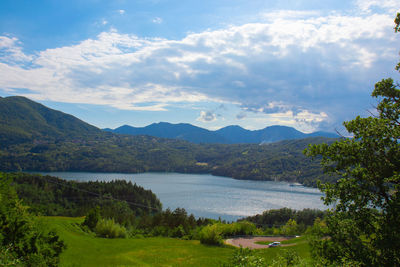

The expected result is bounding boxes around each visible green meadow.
[44,217,233,266]
[43,216,312,266]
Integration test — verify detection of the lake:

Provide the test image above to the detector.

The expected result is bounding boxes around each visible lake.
[37,172,326,221]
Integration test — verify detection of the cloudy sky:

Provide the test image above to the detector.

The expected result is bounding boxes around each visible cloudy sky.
[0,0,399,132]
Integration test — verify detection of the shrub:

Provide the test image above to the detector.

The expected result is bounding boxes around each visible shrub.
[279,219,299,236]
[199,224,223,245]
[94,218,127,238]
[223,247,265,267]
[235,221,257,236]
[0,244,21,266]
[271,249,301,267]
[218,221,257,237]
[171,225,185,238]
[82,207,100,230]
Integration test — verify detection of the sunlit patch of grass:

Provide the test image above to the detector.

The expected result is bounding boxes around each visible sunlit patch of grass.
[43,216,234,267]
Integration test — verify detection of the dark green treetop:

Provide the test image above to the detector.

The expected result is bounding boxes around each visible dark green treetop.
[304,13,400,266]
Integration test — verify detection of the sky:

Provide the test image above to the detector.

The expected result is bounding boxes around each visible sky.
[0,0,399,133]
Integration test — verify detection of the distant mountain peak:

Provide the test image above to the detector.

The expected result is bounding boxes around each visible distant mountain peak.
[107,122,338,144]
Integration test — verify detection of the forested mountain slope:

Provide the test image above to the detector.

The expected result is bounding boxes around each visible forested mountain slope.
[0,96,101,145]
[0,96,338,186]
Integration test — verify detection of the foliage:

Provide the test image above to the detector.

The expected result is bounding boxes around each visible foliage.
[304,14,400,266]
[199,224,223,245]
[6,172,161,221]
[82,207,100,230]
[0,136,336,186]
[0,174,65,266]
[199,221,257,246]
[94,218,127,238]
[0,245,21,266]
[279,219,299,236]
[271,249,301,267]
[243,208,326,232]
[135,207,210,238]
[223,247,265,267]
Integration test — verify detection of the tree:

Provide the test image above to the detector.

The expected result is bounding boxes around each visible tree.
[304,13,400,266]
[0,174,66,266]
[82,206,101,230]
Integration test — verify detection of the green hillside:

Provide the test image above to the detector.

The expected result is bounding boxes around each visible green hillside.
[0,96,101,145]
[43,216,312,266]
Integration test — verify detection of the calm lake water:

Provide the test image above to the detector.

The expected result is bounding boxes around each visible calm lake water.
[36,172,326,221]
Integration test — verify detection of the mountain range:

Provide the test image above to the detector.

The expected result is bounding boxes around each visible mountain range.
[0,96,337,146]
[0,95,337,186]
[105,123,338,144]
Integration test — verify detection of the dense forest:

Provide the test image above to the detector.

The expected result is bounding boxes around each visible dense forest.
[0,136,337,187]
[5,172,161,221]
[242,207,326,227]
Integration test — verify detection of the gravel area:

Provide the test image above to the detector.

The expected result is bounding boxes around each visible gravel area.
[225,236,292,249]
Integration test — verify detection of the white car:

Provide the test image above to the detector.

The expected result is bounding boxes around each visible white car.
[268,241,281,247]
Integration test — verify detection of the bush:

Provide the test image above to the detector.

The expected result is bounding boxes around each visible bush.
[82,207,100,230]
[235,221,257,236]
[94,218,127,238]
[218,221,257,237]
[279,219,300,236]
[0,245,21,266]
[171,225,186,238]
[223,247,265,267]
[271,249,301,267]
[199,225,223,245]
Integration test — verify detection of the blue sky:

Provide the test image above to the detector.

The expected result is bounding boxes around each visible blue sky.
[0,0,399,132]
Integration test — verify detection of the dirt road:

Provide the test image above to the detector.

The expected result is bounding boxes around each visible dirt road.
[225,236,292,249]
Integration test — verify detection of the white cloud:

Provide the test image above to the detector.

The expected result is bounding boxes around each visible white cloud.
[0,36,32,63]
[152,17,163,24]
[0,3,398,130]
[262,10,321,21]
[356,0,400,13]
[118,9,125,15]
[234,109,329,132]
[197,111,217,122]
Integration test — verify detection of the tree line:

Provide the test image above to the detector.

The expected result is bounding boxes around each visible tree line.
[0,135,337,187]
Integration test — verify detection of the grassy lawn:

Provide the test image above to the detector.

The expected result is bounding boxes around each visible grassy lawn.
[42,217,235,267]
[42,217,313,266]
[251,241,311,265]
[252,235,311,265]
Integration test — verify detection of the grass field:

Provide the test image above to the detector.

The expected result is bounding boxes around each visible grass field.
[42,217,235,266]
[253,235,312,265]
[42,216,312,266]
